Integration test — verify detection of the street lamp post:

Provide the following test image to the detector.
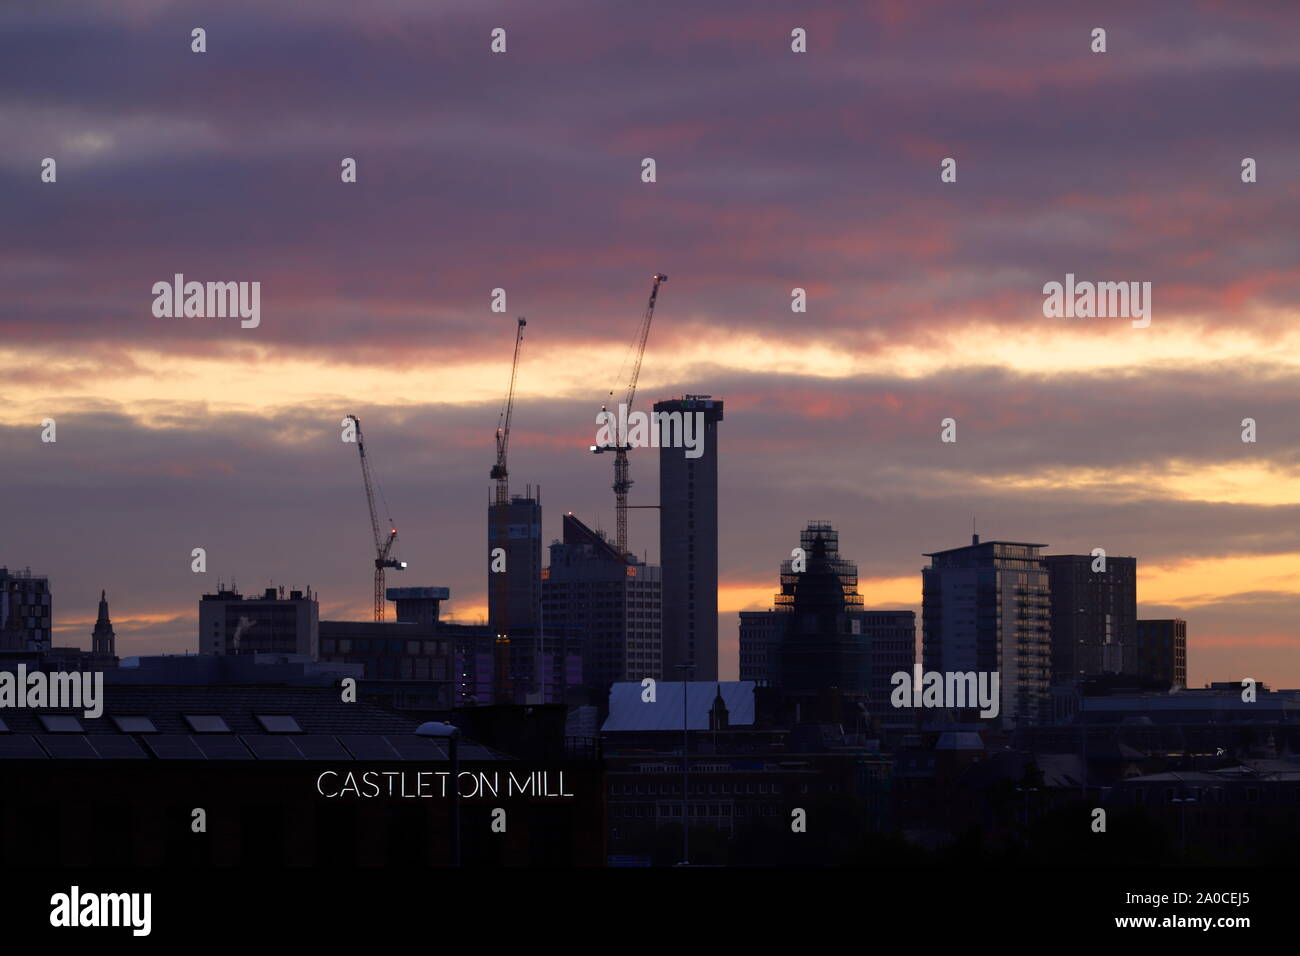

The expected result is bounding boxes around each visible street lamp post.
[674,663,694,866]
[1172,789,1197,860]
[418,721,462,866]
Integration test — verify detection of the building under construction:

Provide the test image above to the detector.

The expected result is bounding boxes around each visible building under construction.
[487,485,542,636]
[739,522,915,730]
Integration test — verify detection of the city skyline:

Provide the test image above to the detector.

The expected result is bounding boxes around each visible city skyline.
[4,0,1300,688]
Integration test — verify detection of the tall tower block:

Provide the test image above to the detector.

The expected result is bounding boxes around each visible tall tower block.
[656,395,723,682]
[488,488,542,634]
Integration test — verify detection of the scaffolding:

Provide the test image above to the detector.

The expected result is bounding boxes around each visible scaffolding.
[773,521,863,612]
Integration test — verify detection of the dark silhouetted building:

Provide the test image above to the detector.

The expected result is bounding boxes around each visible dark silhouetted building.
[199,586,319,657]
[543,513,660,699]
[1134,618,1187,688]
[922,535,1052,727]
[488,489,542,635]
[1044,553,1136,683]
[656,395,723,683]
[387,586,448,626]
[318,620,452,699]
[441,623,498,706]
[91,589,116,658]
[739,610,784,682]
[740,524,914,729]
[0,566,51,651]
[0,588,118,673]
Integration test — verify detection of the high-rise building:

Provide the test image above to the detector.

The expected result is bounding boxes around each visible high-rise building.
[921,535,1052,727]
[1134,618,1187,688]
[0,567,52,651]
[656,395,723,683]
[1044,554,1136,683]
[488,489,542,635]
[543,513,660,698]
[199,586,319,657]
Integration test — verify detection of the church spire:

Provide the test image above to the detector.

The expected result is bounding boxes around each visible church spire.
[708,684,729,731]
[92,590,115,658]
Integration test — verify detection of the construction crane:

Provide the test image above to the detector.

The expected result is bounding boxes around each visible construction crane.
[592,273,667,557]
[344,414,406,621]
[490,317,527,506]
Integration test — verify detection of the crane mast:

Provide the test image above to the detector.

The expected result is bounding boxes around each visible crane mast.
[345,414,405,621]
[490,318,527,507]
[593,273,667,557]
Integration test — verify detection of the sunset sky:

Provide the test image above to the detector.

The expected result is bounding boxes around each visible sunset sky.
[3,0,1299,686]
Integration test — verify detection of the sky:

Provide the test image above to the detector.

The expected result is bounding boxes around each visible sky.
[2,0,1299,686]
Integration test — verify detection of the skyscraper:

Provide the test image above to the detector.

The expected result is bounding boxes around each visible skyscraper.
[1043,554,1136,683]
[487,488,542,635]
[921,535,1052,727]
[656,395,723,683]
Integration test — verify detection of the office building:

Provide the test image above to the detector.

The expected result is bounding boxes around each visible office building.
[199,586,319,657]
[543,513,661,698]
[1044,553,1136,683]
[857,609,919,729]
[1134,618,1187,688]
[739,610,784,683]
[318,620,450,684]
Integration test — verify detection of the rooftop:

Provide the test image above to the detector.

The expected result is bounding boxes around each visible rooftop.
[602,681,756,732]
[0,683,505,761]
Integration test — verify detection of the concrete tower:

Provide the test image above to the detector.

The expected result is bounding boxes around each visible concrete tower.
[656,395,723,683]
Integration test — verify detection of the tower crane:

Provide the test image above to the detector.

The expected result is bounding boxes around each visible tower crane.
[490,317,527,506]
[344,414,406,621]
[592,273,667,558]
